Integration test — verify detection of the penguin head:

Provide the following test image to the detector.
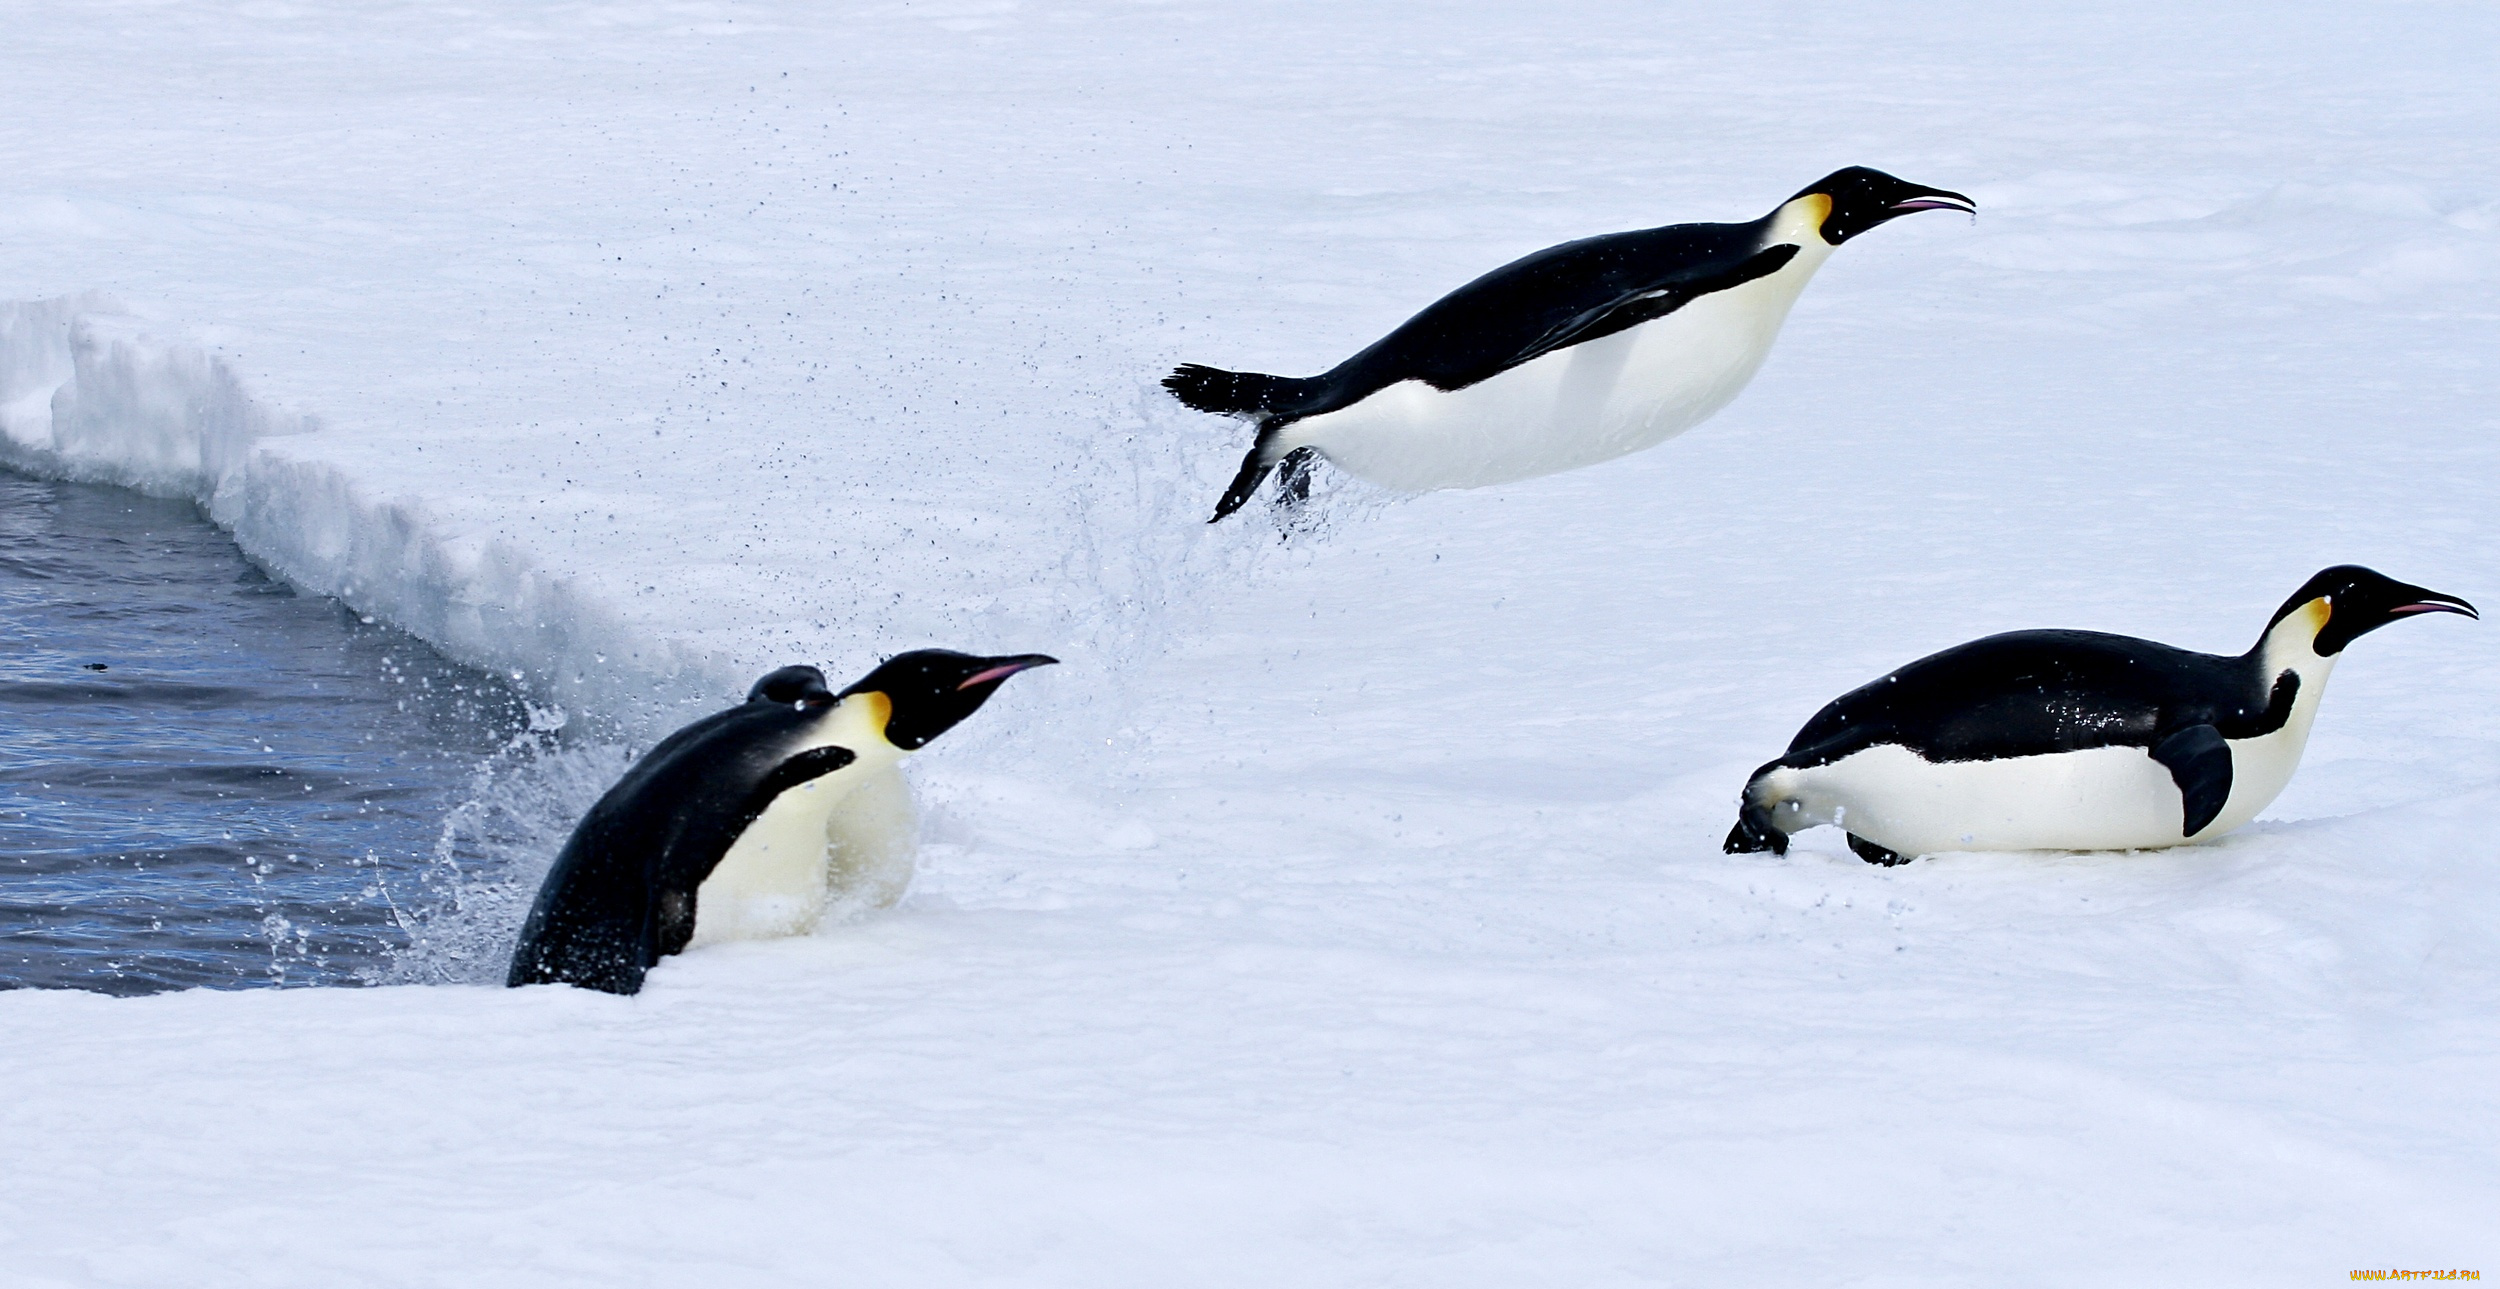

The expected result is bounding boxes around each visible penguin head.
[747,665,837,708]
[835,649,1059,750]
[2266,566,2476,657]
[1791,167,1975,245]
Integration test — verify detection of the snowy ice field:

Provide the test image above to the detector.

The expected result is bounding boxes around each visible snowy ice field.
[4,0,2499,1283]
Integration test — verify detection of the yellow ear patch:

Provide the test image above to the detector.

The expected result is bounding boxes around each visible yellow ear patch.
[1802,191,1833,231]
[858,689,894,736]
[2301,597,2332,634]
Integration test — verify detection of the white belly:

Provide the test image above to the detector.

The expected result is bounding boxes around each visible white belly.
[1763,707,2325,858]
[1279,251,1825,492]
[687,701,921,948]
[1756,615,2343,860]
[1766,744,2189,855]
[2200,695,2325,840]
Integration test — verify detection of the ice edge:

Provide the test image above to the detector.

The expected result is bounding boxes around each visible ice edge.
[0,294,724,737]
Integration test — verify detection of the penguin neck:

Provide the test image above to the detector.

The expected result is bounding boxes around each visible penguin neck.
[806,690,910,768]
[2246,597,2339,726]
[1762,194,1841,271]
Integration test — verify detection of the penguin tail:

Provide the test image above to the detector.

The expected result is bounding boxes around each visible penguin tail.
[1162,363,1306,418]
[1165,364,1328,523]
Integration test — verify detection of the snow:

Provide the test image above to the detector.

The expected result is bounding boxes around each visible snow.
[3,0,2497,1282]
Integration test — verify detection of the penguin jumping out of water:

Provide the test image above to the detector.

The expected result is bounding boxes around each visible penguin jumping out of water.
[1724,567,2475,866]
[1166,167,1975,521]
[507,650,1055,994]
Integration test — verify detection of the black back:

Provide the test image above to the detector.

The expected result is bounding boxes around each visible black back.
[1274,218,1792,421]
[1185,166,1976,520]
[1728,565,2471,856]
[1774,629,2294,770]
[504,693,855,995]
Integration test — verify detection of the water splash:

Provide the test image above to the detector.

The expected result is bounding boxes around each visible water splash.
[374,730,635,985]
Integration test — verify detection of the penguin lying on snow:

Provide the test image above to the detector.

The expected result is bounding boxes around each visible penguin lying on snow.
[507,650,1055,994]
[1166,167,1975,521]
[1725,566,2475,866]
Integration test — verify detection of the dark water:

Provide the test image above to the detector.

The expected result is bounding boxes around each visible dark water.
[0,471,529,994]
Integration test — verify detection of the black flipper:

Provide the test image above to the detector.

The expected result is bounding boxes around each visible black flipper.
[507,729,860,995]
[652,888,698,962]
[1847,833,1910,867]
[748,745,858,803]
[1477,243,1800,385]
[646,743,859,963]
[1211,440,1277,523]
[2151,724,2233,837]
[1212,441,1326,524]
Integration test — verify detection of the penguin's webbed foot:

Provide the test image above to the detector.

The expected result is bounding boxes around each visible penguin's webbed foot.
[1273,446,1318,508]
[1264,447,1331,540]
[1847,833,1912,867]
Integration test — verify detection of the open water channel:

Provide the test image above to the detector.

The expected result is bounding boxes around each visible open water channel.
[0,470,529,993]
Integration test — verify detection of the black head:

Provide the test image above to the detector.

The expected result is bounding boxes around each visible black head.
[1790,167,1975,245]
[2265,565,2476,657]
[836,648,1059,750]
[746,664,836,708]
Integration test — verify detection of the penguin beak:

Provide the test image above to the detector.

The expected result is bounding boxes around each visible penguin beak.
[1889,189,1976,217]
[957,654,1059,690]
[2387,591,2477,620]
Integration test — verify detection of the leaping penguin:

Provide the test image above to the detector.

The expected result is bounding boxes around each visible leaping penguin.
[1724,566,2475,865]
[506,650,1055,994]
[1166,167,1975,521]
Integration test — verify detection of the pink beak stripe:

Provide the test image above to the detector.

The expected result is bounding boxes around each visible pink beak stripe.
[957,663,1040,690]
[2390,602,2477,618]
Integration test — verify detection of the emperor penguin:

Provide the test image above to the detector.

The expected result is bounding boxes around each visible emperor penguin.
[506,650,1056,994]
[1723,567,2475,866]
[1166,167,1975,521]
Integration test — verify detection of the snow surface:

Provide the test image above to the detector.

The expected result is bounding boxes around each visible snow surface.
[4,0,2499,1283]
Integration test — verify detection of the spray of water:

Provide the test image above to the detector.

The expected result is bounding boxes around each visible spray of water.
[1035,384,1397,704]
[373,385,1408,985]
[373,727,635,985]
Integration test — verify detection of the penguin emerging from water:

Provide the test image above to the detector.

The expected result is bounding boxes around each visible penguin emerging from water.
[1166,167,1975,521]
[1724,567,2475,866]
[506,650,1055,994]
